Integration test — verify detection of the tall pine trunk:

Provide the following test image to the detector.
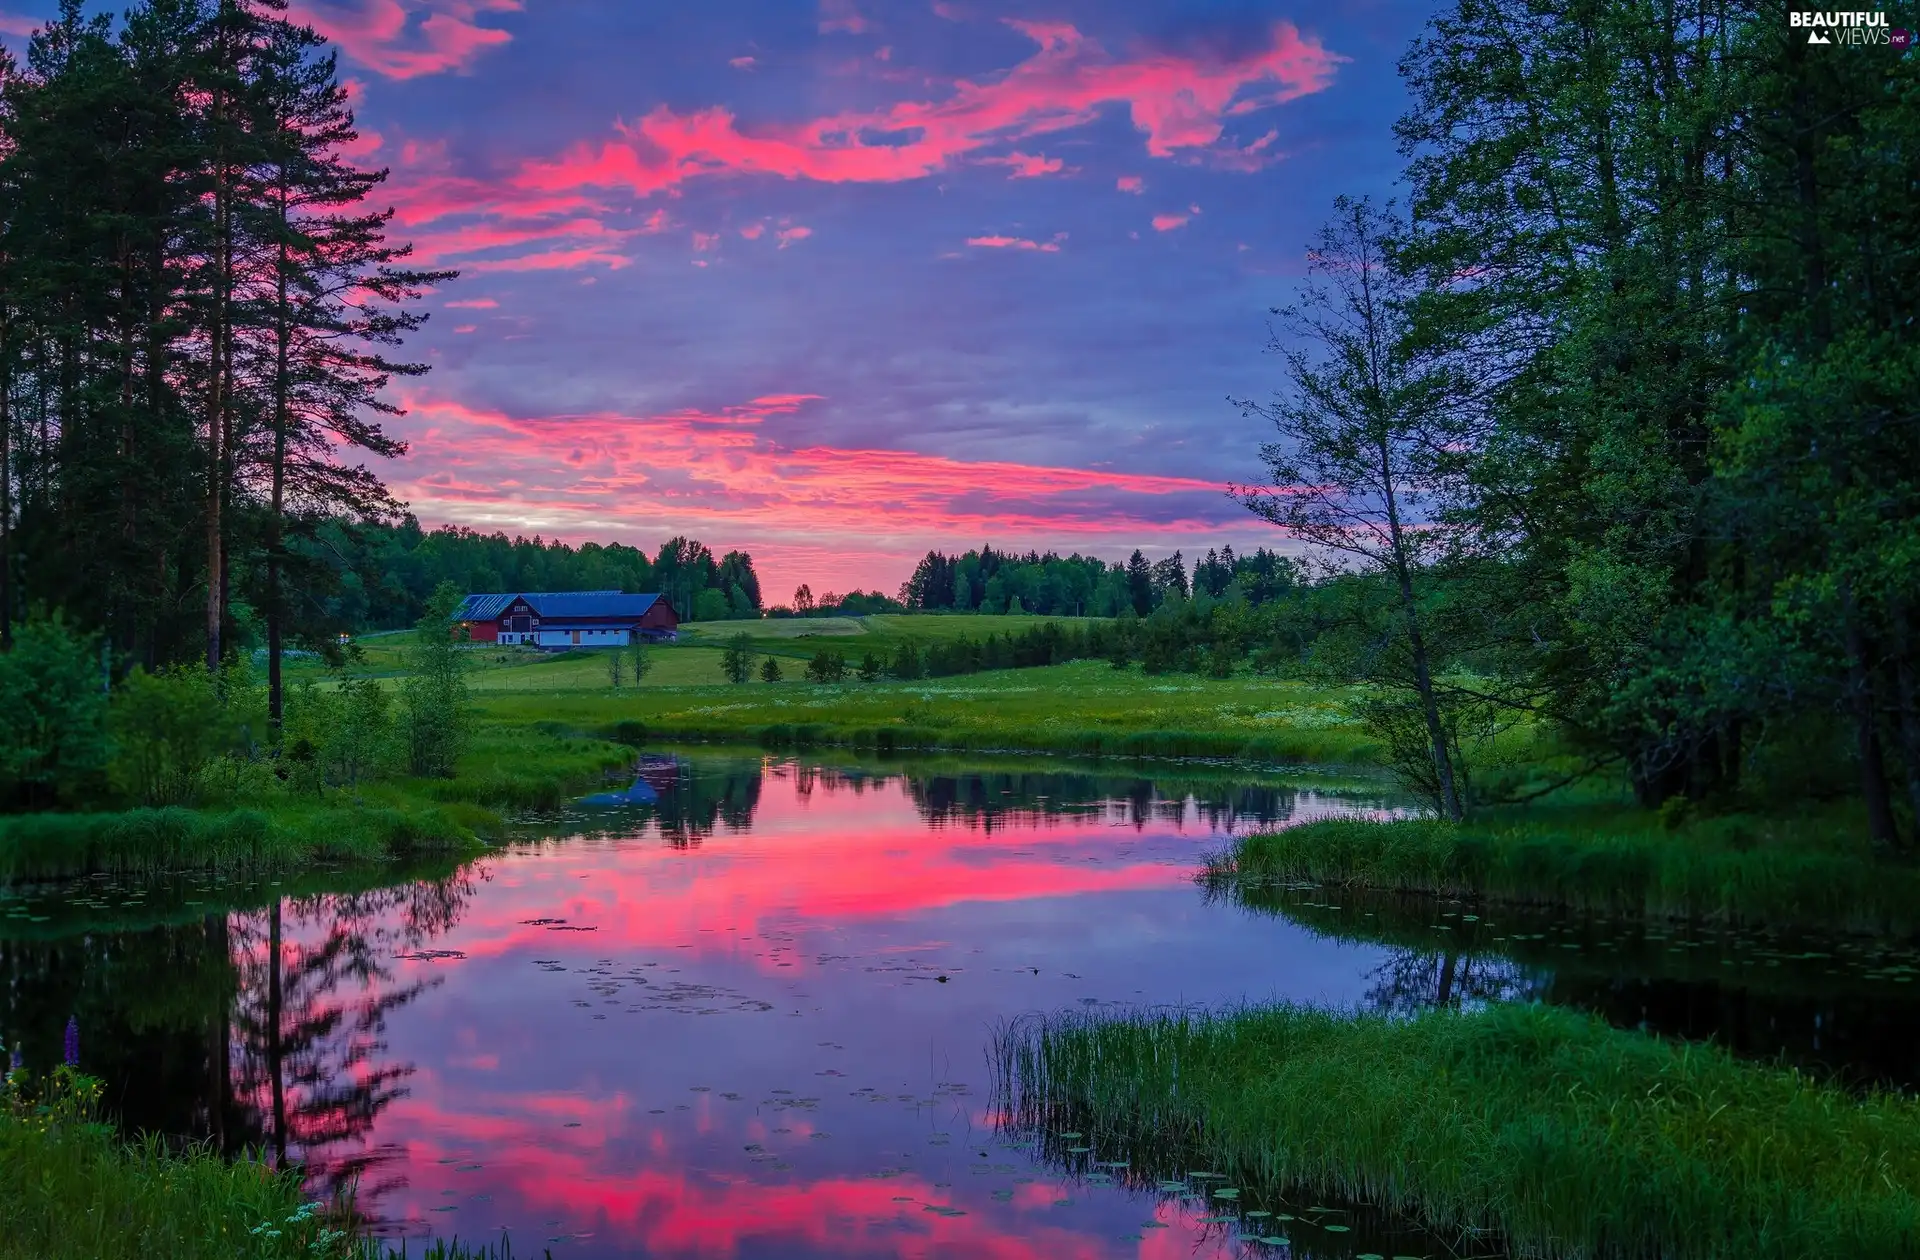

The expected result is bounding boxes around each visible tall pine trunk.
[267,183,291,731]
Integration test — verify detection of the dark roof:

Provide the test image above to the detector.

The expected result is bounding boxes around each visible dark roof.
[455,593,515,621]
[457,591,666,621]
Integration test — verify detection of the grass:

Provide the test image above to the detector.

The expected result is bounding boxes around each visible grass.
[0,804,488,882]
[477,660,1382,765]
[0,725,637,882]
[1211,803,1920,932]
[0,1071,525,1260]
[995,1000,1920,1260]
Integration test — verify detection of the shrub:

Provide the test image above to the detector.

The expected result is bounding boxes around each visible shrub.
[805,650,846,683]
[760,656,784,683]
[0,616,111,808]
[399,583,473,778]
[108,666,246,806]
[720,633,756,684]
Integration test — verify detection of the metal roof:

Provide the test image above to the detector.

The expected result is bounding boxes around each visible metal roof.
[455,593,515,621]
[457,591,665,621]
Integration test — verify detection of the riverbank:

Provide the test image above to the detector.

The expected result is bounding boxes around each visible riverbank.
[996,1001,1920,1260]
[0,1071,511,1260]
[1208,804,1920,933]
[0,723,636,882]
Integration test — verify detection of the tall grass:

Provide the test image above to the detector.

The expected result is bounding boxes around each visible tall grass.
[996,1001,1920,1260]
[1214,809,1920,931]
[0,1071,526,1260]
[0,804,490,881]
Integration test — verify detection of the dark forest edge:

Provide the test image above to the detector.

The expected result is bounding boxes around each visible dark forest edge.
[993,1001,1920,1260]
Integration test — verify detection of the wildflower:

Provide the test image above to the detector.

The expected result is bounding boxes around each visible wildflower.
[62,1016,78,1067]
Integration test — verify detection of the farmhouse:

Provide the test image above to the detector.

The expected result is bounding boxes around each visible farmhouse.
[455,590,679,648]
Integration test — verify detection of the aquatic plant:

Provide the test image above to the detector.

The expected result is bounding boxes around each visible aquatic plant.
[995,1001,1920,1260]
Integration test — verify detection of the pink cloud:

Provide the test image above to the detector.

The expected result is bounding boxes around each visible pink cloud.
[818,0,871,34]
[739,223,766,240]
[775,225,813,248]
[462,245,632,272]
[512,21,1338,202]
[965,232,1064,253]
[444,298,498,309]
[1116,175,1143,193]
[692,231,721,252]
[0,11,39,37]
[1151,212,1188,231]
[389,384,1249,596]
[729,55,757,69]
[288,0,518,79]
[979,151,1065,179]
[452,324,477,333]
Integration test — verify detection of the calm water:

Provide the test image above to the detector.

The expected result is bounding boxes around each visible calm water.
[4,750,1919,1258]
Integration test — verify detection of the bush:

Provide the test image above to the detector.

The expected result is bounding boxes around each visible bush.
[108,666,251,807]
[720,633,756,684]
[759,656,784,683]
[284,676,393,792]
[0,616,111,808]
[399,583,473,778]
[805,650,846,683]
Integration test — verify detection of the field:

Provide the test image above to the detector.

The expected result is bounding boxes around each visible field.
[476,661,1379,764]
[284,617,1384,765]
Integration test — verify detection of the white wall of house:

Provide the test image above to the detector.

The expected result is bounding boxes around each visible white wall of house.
[533,627,633,648]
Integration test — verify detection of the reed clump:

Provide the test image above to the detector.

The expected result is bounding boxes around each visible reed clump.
[1214,810,1920,932]
[997,1001,1920,1260]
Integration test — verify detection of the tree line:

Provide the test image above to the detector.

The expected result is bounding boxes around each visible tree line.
[0,0,441,730]
[291,518,764,631]
[884,543,1303,618]
[1244,2,1919,841]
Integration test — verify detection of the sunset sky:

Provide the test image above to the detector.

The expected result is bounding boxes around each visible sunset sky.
[7,0,1429,597]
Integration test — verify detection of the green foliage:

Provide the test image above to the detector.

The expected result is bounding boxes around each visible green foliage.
[0,617,110,808]
[606,650,625,689]
[857,651,882,681]
[804,650,845,683]
[399,584,472,778]
[758,655,783,683]
[109,666,256,807]
[997,1001,1920,1260]
[283,677,392,792]
[720,632,756,684]
[628,639,651,684]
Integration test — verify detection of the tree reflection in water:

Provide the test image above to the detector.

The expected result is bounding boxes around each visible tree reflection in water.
[227,874,479,1206]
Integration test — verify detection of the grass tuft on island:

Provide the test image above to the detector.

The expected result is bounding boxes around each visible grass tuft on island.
[1208,806,1920,933]
[996,1001,1920,1260]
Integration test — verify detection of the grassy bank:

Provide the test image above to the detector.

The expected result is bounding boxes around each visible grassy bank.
[0,724,637,882]
[482,661,1382,765]
[1211,806,1920,932]
[0,1071,516,1260]
[997,1001,1920,1260]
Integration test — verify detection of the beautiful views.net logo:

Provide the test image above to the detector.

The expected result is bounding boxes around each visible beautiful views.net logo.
[1788,11,1904,45]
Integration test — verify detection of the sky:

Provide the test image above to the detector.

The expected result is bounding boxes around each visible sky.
[6,0,1434,599]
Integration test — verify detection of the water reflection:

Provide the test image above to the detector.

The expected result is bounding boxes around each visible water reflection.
[1217,881,1920,1087]
[1,752,1405,1257]
[564,750,1397,841]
